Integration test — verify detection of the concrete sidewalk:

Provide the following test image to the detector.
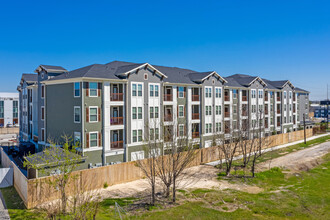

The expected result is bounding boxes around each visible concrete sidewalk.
[207,133,330,166]
[0,191,10,219]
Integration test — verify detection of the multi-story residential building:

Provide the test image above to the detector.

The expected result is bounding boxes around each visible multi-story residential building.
[17,61,310,168]
[0,92,19,128]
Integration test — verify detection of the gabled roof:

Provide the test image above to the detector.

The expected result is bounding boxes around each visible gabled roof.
[21,73,37,83]
[268,80,294,89]
[114,63,168,79]
[294,87,309,93]
[35,65,68,73]
[225,74,267,88]
[188,71,227,84]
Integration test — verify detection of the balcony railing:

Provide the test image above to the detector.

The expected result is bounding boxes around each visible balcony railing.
[265,96,268,101]
[225,128,230,134]
[277,96,280,101]
[192,95,200,101]
[164,114,173,121]
[265,108,268,115]
[242,111,248,116]
[111,140,124,149]
[164,94,172,101]
[242,96,247,101]
[110,93,123,101]
[192,132,199,138]
[277,109,280,114]
[192,113,200,120]
[277,122,280,127]
[110,117,123,125]
[225,112,230,118]
[224,95,230,101]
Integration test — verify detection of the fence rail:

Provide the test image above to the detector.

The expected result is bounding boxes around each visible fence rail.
[1,129,315,209]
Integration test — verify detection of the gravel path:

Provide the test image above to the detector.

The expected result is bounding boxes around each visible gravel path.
[258,141,330,172]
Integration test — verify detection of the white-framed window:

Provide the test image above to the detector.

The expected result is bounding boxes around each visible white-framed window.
[149,128,154,140]
[233,120,237,129]
[132,107,137,119]
[41,106,45,120]
[233,89,237,99]
[205,123,212,133]
[178,105,184,117]
[284,104,287,111]
[131,151,145,161]
[284,91,287,99]
[89,82,98,97]
[205,106,212,116]
[258,90,263,99]
[270,117,274,125]
[289,91,292,99]
[233,105,237,114]
[251,90,256,98]
[289,104,292,111]
[74,106,81,123]
[155,85,159,97]
[155,107,159,118]
[74,132,81,145]
[89,107,98,122]
[259,105,263,112]
[216,122,221,132]
[290,116,292,123]
[132,84,137,96]
[205,88,212,98]
[155,128,159,140]
[252,105,256,113]
[138,84,142,96]
[178,87,184,98]
[216,105,221,115]
[150,107,154,118]
[179,124,185,136]
[215,88,221,98]
[89,132,98,147]
[138,107,142,119]
[132,129,143,143]
[74,82,80,97]
[149,85,154,97]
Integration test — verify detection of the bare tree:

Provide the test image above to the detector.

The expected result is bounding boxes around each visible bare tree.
[24,135,84,215]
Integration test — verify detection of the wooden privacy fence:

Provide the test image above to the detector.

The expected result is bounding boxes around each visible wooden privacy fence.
[3,129,314,208]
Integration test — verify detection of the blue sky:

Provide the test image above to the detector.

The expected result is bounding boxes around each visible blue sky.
[0,0,329,100]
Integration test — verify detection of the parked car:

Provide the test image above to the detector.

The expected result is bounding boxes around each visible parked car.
[6,123,13,128]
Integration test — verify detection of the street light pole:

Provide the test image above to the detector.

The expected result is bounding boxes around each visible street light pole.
[303,113,306,144]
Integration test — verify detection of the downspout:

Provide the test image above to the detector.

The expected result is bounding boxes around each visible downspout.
[102,82,106,166]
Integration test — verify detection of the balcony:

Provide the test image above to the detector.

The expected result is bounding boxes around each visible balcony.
[277,121,280,127]
[265,107,268,115]
[192,95,200,101]
[242,96,247,101]
[111,140,124,149]
[224,96,230,101]
[242,111,248,116]
[277,96,280,101]
[110,117,123,125]
[192,113,200,120]
[164,94,173,101]
[277,109,280,114]
[265,96,268,101]
[164,114,173,122]
[225,112,230,118]
[192,132,199,139]
[110,93,123,101]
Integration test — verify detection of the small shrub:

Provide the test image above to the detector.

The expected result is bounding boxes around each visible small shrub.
[103,182,109,188]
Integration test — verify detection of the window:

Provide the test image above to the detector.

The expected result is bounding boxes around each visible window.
[41,85,45,98]
[41,128,45,142]
[251,90,256,98]
[74,132,81,145]
[149,128,154,140]
[150,85,154,97]
[150,107,154,118]
[132,84,137,96]
[13,101,18,118]
[144,73,148,80]
[284,104,287,111]
[284,91,287,99]
[233,105,237,114]
[290,116,292,123]
[289,104,292,111]
[284,116,287,123]
[178,87,184,98]
[0,101,3,118]
[270,104,273,111]
[178,105,184,117]
[41,106,45,120]
[155,128,159,140]
[270,117,274,125]
[233,90,237,99]
[179,125,184,136]
[270,91,274,98]
[259,105,263,112]
[258,90,263,98]
[155,85,159,97]
[138,107,142,119]
[215,88,221,98]
[74,82,80,97]
[138,130,143,142]
[216,105,221,115]
[132,107,137,119]
[132,130,137,142]
[205,88,211,98]
[205,106,212,116]
[89,107,98,122]
[208,88,212,97]
[131,151,145,161]
[289,92,292,99]
[233,120,237,129]
[252,105,256,113]
[89,82,98,97]
[155,107,159,118]
[90,132,98,147]
[74,106,81,123]
[205,123,212,133]
[138,84,142,96]
[216,122,221,132]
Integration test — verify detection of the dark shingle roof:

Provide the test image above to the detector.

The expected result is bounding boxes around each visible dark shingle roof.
[22,73,38,83]
[40,65,68,72]
[294,87,309,93]
[267,80,288,89]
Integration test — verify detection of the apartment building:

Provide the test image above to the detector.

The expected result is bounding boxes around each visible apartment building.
[17,61,310,168]
[0,92,19,127]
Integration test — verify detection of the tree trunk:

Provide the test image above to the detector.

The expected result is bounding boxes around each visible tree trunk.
[165,185,170,198]
[151,182,155,206]
[172,175,176,203]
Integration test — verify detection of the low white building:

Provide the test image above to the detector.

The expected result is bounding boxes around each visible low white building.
[0,92,19,127]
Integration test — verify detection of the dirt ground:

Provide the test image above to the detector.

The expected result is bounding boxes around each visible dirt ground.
[257,141,330,172]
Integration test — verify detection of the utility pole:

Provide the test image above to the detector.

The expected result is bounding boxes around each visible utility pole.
[303,113,306,144]
[327,84,329,130]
